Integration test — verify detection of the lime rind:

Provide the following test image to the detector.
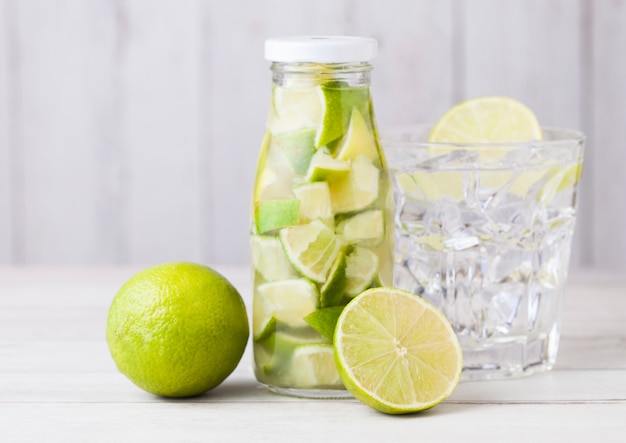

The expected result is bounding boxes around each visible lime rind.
[305,147,350,182]
[271,128,317,176]
[255,199,300,234]
[319,250,347,308]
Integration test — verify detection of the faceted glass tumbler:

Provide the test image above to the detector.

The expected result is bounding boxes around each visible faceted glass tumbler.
[383,126,585,380]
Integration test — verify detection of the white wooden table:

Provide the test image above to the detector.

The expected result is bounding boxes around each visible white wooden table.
[1,266,625,442]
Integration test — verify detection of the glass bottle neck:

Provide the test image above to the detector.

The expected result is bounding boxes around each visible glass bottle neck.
[270,62,372,87]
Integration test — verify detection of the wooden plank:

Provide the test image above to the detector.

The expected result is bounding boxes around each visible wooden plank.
[14,1,118,263]
[0,402,624,443]
[119,0,202,264]
[0,0,12,263]
[591,1,626,269]
[461,0,587,268]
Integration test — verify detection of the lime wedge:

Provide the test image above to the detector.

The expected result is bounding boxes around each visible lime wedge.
[344,246,379,296]
[316,82,370,148]
[329,156,380,214]
[279,220,345,283]
[255,279,319,331]
[335,107,379,164]
[334,287,463,414]
[271,85,323,134]
[336,209,384,247]
[319,250,347,308]
[271,129,316,176]
[294,182,334,228]
[255,199,300,234]
[305,147,351,182]
[429,96,542,143]
[304,306,345,342]
[251,235,298,282]
[289,344,341,388]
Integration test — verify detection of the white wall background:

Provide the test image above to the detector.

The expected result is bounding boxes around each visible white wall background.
[0,0,624,270]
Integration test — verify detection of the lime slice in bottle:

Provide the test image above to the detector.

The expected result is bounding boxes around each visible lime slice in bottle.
[319,251,347,308]
[316,82,370,148]
[289,344,341,388]
[271,85,323,134]
[251,235,298,282]
[335,107,379,164]
[334,287,463,414]
[336,209,384,247]
[279,220,345,283]
[294,182,334,228]
[304,306,345,342]
[329,156,379,214]
[305,147,351,182]
[429,96,542,144]
[255,199,300,234]
[344,246,379,296]
[271,128,316,176]
[255,279,319,331]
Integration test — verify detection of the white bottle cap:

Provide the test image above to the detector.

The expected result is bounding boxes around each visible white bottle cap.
[265,36,377,63]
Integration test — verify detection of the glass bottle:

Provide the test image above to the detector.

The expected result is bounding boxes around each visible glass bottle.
[251,36,393,398]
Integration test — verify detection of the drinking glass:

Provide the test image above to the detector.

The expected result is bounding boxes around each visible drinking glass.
[383,126,585,380]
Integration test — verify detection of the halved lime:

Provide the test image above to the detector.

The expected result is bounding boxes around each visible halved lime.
[251,235,298,282]
[279,220,345,283]
[335,107,379,164]
[344,246,379,296]
[255,199,300,234]
[255,279,319,331]
[329,156,380,214]
[336,209,384,247]
[305,147,351,182]
[334,287,463,414]
[429,96,542,143]
[294,182,334,228]
[289,344,341,388]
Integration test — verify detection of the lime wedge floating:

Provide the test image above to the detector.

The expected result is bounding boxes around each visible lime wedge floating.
[344,246,379,296]
[279,220,345,283]
[329,156,380,214]
[271,85,323,134]
[255,199,300,234]
[316,82,370,148]
[429,96,543,143]
[253,316,277,343]
[335,107,379,164]
[255,279,319,331]
[305,147,351,182]
[336,209,384,247]
[539,163,583,204]
[271,129,316,176]
[304,306,345,341]
[251,235,298,282]
[334,287,463,414]
[395,172,424,201]
[319,251,347,308]
[294,182,334,228]
[289,344,341,388]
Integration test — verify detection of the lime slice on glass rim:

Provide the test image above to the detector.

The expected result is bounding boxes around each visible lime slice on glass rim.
[334,287,463,414]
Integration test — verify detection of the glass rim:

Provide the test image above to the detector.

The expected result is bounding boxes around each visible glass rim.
[380,125,585,149]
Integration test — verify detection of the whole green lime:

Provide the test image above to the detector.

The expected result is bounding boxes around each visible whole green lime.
[106,262,249,397]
